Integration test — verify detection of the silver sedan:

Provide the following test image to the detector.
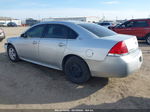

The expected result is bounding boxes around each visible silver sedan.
[4,21,143,83]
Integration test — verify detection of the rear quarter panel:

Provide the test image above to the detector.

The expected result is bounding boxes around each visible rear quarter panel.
[64,36,117,62]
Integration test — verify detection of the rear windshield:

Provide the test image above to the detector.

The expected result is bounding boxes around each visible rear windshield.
[79,23,116,38]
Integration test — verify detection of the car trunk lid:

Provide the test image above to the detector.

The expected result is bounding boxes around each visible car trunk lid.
[102,34,139,53]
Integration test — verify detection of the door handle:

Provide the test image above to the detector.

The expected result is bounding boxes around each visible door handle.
[58,43,65,47]
[33,41,37,45]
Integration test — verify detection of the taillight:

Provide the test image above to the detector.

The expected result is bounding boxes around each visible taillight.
[108,41,128,55]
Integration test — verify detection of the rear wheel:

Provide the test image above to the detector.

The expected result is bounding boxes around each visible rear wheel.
[146,35,150,45]
[7,45,20,62]
[64,56,91,84]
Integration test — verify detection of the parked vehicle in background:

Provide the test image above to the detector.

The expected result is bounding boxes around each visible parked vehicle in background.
[0,22,6,27]
[109,19,150,45]
[5,21,143,83]
[26,18,40,26]
[98,22,115,28]
[7,22,17,27]
[0,28,5,41]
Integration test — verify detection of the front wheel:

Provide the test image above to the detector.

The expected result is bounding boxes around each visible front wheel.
[64,56,91,84]
[7,45,20,62]
[146,35,150,45]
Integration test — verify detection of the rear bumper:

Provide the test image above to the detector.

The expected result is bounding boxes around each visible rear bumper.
[86,49,143,78]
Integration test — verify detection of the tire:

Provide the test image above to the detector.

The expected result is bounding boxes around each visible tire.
[7,45,20,62]
[64,56,91,84]
[146,34,150,45]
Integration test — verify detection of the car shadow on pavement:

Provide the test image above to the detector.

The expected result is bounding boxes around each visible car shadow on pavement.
[73,96,150,109]
[0,52,108,104]
[138,41,149,47]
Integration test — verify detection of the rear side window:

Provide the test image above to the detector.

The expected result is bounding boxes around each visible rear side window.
[46,25,67,39]
[67,28,78,39]
[79,23,116,37]
[133,21,149,27]
[45,24,78,39]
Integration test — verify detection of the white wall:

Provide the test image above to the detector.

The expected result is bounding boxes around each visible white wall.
[86,17,100,23]
[42,17,100,23]
[42,17,87,22]
[11,19,22,26]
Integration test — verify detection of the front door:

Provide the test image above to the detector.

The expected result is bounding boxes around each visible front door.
[17,24,46,61]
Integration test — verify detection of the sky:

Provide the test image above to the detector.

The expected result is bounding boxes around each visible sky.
[0,0,150,20]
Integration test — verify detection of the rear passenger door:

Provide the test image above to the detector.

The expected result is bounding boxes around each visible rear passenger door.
[39,24,68,68]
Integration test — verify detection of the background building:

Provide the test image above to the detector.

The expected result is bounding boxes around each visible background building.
[42,16,100,23]
[25,18,40,26]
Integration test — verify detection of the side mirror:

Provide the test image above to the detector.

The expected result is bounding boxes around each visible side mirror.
[20,33,27,38]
